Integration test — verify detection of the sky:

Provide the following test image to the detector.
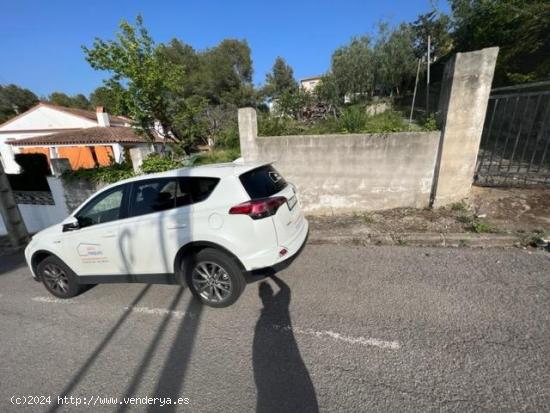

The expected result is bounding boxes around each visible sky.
[1,0,449,98]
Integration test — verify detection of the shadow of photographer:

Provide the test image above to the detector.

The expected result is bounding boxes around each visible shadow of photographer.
[253,274,318,413]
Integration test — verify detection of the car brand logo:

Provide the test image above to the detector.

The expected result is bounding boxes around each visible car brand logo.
[269,171,281,183]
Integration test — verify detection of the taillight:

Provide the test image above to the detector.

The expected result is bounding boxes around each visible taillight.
[229,196,287,219]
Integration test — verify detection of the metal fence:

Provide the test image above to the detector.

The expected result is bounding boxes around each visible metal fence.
[475,81,550,187]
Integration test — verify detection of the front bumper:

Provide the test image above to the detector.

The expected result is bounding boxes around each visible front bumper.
[24,243,39,280]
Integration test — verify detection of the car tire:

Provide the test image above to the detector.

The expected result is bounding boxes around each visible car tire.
[186,248,246,308]
[38,256,83,299]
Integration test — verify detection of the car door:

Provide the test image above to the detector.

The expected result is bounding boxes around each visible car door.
[118,178,189,275]
[62,183,129,277]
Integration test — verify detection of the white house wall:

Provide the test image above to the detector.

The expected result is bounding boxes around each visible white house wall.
[0,106,97,173]
[0,106,96,131]
[0,177,70,235]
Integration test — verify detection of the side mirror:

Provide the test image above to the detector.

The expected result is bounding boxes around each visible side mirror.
[62,217,80,232]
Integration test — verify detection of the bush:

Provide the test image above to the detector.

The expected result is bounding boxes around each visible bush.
[258,107,416,136]
[140,153,181,173]
[62,162,134,184]
[258,114,305,136]
[363,111,407,133]
[419,113,439,131]
[337,106,368,133]
[450,201,467,211]
[215,124,240,150]
[470,222,495,233]
[194,148,241,165]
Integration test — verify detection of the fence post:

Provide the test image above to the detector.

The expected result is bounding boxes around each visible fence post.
[238,107,259,161]
[431,47,499,208]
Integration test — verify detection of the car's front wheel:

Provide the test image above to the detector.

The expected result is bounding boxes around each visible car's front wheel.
[38,256,83,299]
[186,248,246,308]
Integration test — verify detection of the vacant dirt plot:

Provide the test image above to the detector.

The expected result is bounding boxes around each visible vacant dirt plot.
[308,186,550,242]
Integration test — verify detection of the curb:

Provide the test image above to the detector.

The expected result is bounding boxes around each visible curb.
[308,232,522,248]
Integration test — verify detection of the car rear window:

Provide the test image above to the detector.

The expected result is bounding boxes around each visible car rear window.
[239,165,288,199]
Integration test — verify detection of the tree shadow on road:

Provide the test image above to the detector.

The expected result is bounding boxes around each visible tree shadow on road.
[47,284,153,413]
[0,251,26,276]
[253,274,318,413]
[145,297,203,413]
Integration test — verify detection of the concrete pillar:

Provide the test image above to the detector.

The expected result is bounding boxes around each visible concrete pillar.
[0,159,29,246]
[238,108,259,161]
[46,176,70,217]
[50,158,71,176]
[431,47,499,207]
[129,145,154,173]
[112,143,125,163]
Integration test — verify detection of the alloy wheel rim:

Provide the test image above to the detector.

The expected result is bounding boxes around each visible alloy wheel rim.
[191,261,232,303]
[42,264,69,294]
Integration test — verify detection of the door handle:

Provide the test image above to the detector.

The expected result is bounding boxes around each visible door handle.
[102,232,117,238]
[168,224,187,230]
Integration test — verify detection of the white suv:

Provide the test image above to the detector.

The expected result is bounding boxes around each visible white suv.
[24,162,308,307]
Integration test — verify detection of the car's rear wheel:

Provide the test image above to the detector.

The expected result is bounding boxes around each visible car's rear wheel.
[38,256,83,299]
[186,248,245,308]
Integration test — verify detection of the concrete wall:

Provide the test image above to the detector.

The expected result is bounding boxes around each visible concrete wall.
[239,47,498,214]
[0,177,70,235]
[240,118,440,213]
[0,176,109,235]
[432,47,499,207]
[60,179,106,213]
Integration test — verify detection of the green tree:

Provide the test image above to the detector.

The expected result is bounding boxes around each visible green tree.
[158,38,256,107]
[89,82,129,116]
[48,92,91,109]
[276,88,312,119]
[313,74,341,115]
[373,23,417,95]
[0,84,38,123]
[83,16,192,144]
[330,36,375,102]
[199,39,255,106]
[263,57,298,100]
[411,10,453,60]
[450,0,550,84]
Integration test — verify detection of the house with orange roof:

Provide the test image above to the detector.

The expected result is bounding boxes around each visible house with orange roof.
[0,102,164,174]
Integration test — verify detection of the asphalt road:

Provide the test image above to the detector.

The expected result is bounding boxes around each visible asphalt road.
[0,245,549,412]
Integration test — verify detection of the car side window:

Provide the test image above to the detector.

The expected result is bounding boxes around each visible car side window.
[190,177,219,203]
[176,178,193,207]
[176,177,219,207]
[76,185,126,228]
[129,179,177,218]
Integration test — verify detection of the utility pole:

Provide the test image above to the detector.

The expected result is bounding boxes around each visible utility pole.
[0,160,29,247]
[426,35,431,115]
[409,58,422,127]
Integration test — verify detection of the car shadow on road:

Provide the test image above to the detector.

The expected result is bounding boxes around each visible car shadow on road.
[253,274,319,413]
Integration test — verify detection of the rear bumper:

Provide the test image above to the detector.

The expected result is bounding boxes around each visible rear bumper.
[240,218,309,271]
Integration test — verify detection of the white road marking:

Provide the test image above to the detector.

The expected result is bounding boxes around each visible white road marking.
[123,305,188,319]
[272,324,401,350]
[27,298,399,350]
[32,296,76,304]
